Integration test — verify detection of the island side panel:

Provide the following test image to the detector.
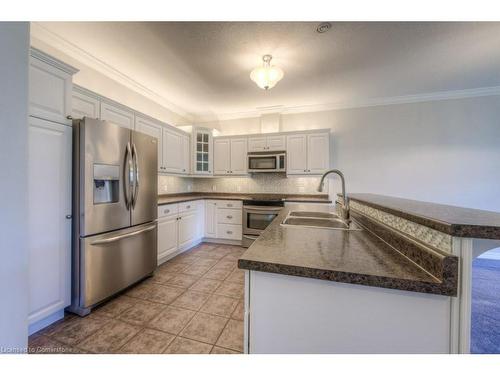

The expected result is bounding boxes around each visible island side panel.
[248,270,452,354]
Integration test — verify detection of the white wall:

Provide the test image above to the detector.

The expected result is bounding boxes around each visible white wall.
[213,95,500,212]
[0,22,29,352]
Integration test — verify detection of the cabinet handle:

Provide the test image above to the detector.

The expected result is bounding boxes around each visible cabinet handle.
[164,209,170,214]
[65,214,72,219]
[227,231,233,234]
[186,205,191,209]
[227,215,233,219]
[66,115,73,120]
[227,204,233,207]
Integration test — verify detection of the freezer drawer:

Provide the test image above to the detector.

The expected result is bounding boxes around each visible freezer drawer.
[80,222,157,308]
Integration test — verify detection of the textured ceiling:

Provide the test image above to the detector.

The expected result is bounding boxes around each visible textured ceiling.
[35,22,500,120]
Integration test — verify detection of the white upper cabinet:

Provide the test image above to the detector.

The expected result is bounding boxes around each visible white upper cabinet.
[29,48,77,125]
[230,138,248,175]
[214,138,231,175]
[135,115,164,172]
[248,135,286,152]
[192,128,213,175]
[71,87,99,120]
[163,128,184,174]
[286,134,308,174]
[214,137,248,175]
[100,100,135,129]
[182,134,190,174]
[287,131,330,175]
[248,136,267,152]
[307,132,330,174]
[28,116,72,327]
[162,127,190,175]
[266,135,286,151]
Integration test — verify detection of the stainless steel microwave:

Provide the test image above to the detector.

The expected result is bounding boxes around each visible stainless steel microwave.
[247,152,286,173]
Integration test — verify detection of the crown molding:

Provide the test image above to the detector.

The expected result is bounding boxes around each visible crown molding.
[195,85,500,123]
[30,22,193,122]
[30,47,79,75]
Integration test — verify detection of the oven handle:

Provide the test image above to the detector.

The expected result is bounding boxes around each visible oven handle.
[243,206,283,212]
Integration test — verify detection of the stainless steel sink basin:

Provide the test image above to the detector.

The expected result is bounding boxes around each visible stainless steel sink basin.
[281,215,363,231]
[288,211,339,219]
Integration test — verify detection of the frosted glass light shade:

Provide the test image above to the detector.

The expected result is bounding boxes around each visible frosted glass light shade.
[250,55,284,90]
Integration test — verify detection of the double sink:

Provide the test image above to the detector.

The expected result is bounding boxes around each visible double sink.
[281,211,362,231]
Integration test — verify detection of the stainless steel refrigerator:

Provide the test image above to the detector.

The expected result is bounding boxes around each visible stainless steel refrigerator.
[70,118,158,316]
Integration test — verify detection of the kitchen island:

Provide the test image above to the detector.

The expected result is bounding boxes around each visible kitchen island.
[238,194,500,354]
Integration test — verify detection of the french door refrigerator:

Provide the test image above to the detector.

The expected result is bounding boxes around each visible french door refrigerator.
[70,118,158,316]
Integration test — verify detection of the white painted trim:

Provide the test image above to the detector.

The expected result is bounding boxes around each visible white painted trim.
[197,85,500,122]
[30,46,78,75]
[244,270,250,354]
[450,237,473,354]
[28,309,64,335]
[30,22,193,122]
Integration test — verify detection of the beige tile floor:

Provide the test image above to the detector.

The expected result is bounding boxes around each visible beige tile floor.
[28,243,246,354]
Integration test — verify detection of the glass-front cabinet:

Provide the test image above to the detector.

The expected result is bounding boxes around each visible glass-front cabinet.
[192,127,213,175]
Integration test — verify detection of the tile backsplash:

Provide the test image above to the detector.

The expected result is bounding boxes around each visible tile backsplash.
[158,175,193,194]
[158,173,328,195]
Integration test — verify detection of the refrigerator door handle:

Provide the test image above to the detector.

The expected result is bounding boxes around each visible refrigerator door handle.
[131,143,139,209]
[123,142,133,210]
[90,224,156,245]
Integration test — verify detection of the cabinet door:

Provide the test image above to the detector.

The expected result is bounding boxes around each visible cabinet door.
[307,133,330,174]
[163,128,183,173]
[29,57,72,125]
[193,130,213,175]
[157,216,178,263]
[72,89,99,120]
[230,137,248,175]
[178,212,197,249]
[204,201,217,238]
[286,134,308,175]
[266,135,286,151]
[28,117,72,325]
[182,134,190,174]
[248,136,267,152]
[214,138,231,175]
[100,101,134,129]
[135,115,163,171]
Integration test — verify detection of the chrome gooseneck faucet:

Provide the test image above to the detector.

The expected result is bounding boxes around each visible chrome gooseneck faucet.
[317,169,350,223]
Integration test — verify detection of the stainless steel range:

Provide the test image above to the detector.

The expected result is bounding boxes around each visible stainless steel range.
[242,198,284,247]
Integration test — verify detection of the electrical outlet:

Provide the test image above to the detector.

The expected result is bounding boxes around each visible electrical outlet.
[212,185,217,191]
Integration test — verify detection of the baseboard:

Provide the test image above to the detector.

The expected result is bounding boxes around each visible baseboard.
[202,238,243,246]
[28,309,65,335]
[157,238,204,266]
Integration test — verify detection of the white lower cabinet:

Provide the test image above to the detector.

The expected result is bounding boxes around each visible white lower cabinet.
[158,215,178,262]
[178,211,198,249]
[157,201,203,265]
[204,200,243,241]
[28,116,72,333]
[205,200,218,238]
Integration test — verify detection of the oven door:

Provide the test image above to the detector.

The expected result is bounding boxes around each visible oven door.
[243,206,283,236]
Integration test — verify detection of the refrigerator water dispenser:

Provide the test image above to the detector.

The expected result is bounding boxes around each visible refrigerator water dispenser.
[93,164,120,204]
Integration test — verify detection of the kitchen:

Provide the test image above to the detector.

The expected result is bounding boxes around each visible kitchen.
[2,4,500,369]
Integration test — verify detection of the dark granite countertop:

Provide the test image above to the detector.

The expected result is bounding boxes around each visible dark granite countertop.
[158,192,332,206]
[346,193,500,239]
[238,204,458,296]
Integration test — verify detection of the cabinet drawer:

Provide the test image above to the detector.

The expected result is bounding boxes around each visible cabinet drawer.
[179,201,198,213]
[158,203,178,218]
[217,224,242,240]
[217,200,242,209]
[217,208,242,225]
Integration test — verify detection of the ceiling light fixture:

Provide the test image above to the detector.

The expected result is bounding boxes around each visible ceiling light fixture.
[250,55,284,90]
